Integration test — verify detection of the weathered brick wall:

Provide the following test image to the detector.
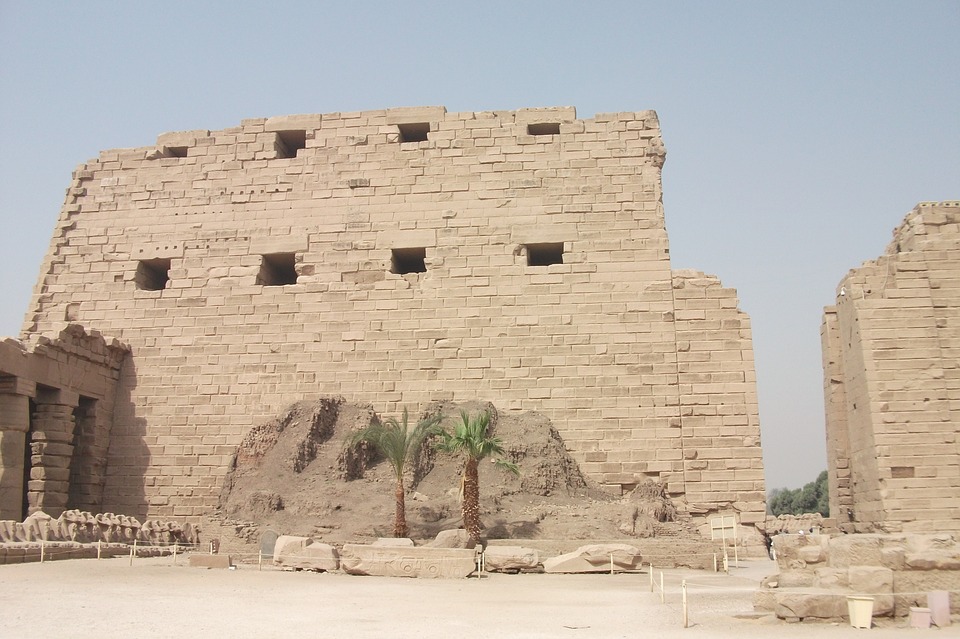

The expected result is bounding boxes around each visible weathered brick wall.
[822,201,960,532]
[673,270,765,524]
[19,106,764,524]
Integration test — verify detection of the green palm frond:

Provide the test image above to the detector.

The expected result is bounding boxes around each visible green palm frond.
[436,409,519,475]
[345,408,443,480]
[492,457,520,476]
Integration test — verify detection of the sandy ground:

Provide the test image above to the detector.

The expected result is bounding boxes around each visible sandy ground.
[1,556,953,638]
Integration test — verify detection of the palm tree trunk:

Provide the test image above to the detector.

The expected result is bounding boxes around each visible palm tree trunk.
[394,476,408,538]
[462,458,482,544]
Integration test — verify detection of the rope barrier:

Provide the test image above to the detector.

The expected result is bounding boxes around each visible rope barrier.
[0,539,205,566]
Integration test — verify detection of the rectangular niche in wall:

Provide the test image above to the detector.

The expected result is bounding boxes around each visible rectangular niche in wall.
[397,122,430,143]
[527,122,561,136]
[391,247,427,274]
[135,259,171,291]
[275,130,307,159]
[525,242,564,266]
[257,253,298,286]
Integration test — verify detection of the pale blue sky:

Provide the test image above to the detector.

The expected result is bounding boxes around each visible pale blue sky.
[1,1,957,491]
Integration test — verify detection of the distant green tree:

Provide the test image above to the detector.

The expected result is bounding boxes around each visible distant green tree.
[767,470,829,517]
[815,471,829,515]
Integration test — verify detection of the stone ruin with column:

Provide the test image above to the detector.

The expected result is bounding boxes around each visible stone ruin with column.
[754,201,960,623]
[0,105,767,542]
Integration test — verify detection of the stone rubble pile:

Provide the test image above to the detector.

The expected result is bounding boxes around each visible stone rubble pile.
[755,532,959,621]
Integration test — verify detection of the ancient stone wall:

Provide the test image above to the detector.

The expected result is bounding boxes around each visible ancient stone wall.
[0,325,128,519]
[822,201,960,533]
[14,106,764,526]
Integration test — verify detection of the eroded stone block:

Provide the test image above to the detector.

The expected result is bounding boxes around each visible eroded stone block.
[340,544,475,578]
[484,545,539,572]
[848,565,893,615]
[426,529,474,549]
[273,535,339,571]
[773,589,848,620]
[542,543,641,573]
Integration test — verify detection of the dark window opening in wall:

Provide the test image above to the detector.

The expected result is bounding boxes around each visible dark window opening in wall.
[527,122,561,136]
[67,396,97,510]
[275,130,307,158]
[391,248,427,274]
[257,253,298,286]
[166,146,189,158]
[135,259,171,291]
[397,122,430,143]
[526,243,564,266]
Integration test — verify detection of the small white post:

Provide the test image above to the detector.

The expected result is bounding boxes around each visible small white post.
[659,572,664,603]
[258,550,263,572]
[610,554,614,575]
[682,579,688,628]
[649,563,654,592]
[713,553,717,573]
[97,539,102,561]
[129,539,136,566]
[173,543,178,565]
[40,539,45,563]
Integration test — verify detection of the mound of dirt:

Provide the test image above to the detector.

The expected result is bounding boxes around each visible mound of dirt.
[214,397,693,546]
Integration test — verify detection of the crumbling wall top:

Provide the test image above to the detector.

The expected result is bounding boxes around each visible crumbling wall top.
[86,106,664,166]
[884,200,960,255]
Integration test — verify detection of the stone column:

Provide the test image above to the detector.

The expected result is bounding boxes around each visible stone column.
[28,387,79,517]
[0,376,36,520]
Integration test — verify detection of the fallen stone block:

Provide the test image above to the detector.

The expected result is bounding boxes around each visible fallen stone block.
[426,529,474,549]
[905,552,960,571]
[892,570,960,616]
[340,544,476,578]
[484,545,539,572]
[773,533,827,571]
[189,554,233,569]
[542,544,641,574]
[813,567,847,589]
[773,589,848,620]
[828,535,883,568]
[778,570,815,588]
[848,565,893,615]
[752,588,776,612]
[273,535,339,571]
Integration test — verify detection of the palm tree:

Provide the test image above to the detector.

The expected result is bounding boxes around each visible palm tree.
[437,409,519,545]
[346,408,443,538]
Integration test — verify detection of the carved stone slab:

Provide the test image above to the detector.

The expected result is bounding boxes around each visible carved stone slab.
[340,544,476,578]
